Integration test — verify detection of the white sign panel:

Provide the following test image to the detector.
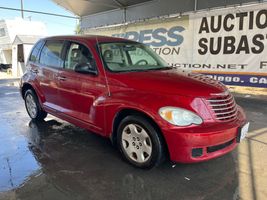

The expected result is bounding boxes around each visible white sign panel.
[84,4,267,88]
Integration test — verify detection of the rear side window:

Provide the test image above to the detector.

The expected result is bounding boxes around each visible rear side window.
[40,40,64,68]
[29,40,44,63]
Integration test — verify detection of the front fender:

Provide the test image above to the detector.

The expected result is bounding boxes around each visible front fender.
[104,90,188,137]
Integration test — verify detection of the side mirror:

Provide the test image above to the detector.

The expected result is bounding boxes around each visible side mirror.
[74,63,97,75]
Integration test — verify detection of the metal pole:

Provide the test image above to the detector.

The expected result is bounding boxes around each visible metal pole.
[21,0,24,18]
[124,8,126,23]
[194,0,198,11]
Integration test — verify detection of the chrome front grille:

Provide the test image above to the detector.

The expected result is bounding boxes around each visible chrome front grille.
[207,93,238,121]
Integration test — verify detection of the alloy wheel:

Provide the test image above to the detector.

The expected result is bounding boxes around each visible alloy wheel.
[121,124,152,163]
[25,94,38,118]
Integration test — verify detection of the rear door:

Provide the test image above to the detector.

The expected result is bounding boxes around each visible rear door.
[57,41,107,133]
[27,39,45,89]
[38,40,64,111]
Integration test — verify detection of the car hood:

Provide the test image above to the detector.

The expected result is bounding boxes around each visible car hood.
[108,69,227,97]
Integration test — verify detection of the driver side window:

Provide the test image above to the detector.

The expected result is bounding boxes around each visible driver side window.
[64,42,96,71]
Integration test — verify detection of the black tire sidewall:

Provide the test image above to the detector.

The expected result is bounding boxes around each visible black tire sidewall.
[24,90,46,121]
[117,115,163,169]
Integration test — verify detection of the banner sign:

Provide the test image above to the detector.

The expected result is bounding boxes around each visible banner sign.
[84,4,267,88]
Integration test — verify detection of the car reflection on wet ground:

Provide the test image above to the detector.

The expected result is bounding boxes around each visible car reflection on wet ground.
[0,79,266,200]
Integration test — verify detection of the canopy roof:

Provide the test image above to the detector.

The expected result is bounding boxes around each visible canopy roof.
[52,0,152,16]
[52,0,258,28]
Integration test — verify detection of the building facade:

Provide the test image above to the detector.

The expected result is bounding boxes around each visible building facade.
[0,18,46,76]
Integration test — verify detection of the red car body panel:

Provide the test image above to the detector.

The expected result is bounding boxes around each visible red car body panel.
[20,35,247,163]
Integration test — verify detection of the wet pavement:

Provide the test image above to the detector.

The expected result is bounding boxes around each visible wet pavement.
[0,79,266,200]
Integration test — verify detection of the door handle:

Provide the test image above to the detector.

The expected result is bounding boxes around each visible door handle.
[31,68,39,74]
[30,63,39,73]
[57,76,66,81]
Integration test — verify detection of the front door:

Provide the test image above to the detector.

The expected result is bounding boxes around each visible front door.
[57,41,107,133]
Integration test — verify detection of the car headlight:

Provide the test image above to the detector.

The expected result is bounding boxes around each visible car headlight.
[159,107,203,126]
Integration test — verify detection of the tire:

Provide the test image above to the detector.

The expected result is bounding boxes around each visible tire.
[24,89,47,121]
[117,115,165,169]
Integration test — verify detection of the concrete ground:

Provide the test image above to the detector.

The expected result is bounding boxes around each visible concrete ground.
[0,79,266,200]
[0,71,13,79]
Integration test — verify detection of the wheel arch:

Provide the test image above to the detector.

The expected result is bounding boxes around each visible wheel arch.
[21,83,44,108]
[111,108,170,159]
[21,83,36,99]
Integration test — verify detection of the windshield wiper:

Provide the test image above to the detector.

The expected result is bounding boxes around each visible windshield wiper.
[113,66,174,73]
[146,66,174,71]
[114,69,149,73]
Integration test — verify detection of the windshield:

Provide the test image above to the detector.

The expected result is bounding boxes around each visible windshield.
[99,42,169,72]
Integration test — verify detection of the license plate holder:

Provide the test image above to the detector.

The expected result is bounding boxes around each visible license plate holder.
[237,122,250,143]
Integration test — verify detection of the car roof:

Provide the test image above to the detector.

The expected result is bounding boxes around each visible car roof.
[44,35,136,44]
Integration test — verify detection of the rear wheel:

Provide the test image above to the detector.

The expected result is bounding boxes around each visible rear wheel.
[117,115,165,168]
[24,90,47,121]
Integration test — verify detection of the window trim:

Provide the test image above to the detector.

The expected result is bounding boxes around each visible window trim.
[96,41,139,73]
[28,39,45,64]
[97,41,166,73]
[0,28,6,37]
[61,40,98,75]
[39,39,65,69]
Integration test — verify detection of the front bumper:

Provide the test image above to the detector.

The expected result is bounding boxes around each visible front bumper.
[162,107,247,163]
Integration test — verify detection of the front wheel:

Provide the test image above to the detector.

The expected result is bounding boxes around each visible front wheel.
[24,90,47,121]
[117,115,165,168]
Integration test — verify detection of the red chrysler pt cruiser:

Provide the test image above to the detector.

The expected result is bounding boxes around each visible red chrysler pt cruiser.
[20,35,249,168]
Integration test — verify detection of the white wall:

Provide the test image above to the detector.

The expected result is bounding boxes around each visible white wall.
[0,50,12,64]
[0,20,11,50]
[0,18,46,66]
[23,44,33,63]
[0,50,4,63]
[0,18,47,77]
[12,44,34,77]
[5,18,47,45]
[11,45,17,76]
[0,18,46,50]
